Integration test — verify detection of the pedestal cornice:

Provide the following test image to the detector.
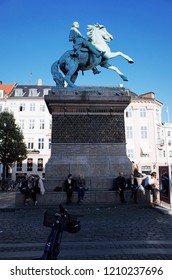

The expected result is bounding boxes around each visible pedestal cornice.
[45,87,131,115]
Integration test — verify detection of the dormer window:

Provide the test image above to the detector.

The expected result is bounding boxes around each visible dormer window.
[0,90,4,98]
[15,88,23,96]
[29,88,38,96]
[43,88,50,96]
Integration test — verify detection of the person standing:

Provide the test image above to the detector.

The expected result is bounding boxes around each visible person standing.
[126,173,138,203]
[64,174,75,204]
[115,172,127,203]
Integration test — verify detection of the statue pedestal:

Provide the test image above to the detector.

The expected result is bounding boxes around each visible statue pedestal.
[44,86,132,190]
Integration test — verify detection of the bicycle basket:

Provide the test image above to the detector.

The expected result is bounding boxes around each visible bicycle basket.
[64,215,81,233]
[43,210,61,227]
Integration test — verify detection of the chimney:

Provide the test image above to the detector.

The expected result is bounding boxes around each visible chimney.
[0,81,2,85]
[38,79,42,86]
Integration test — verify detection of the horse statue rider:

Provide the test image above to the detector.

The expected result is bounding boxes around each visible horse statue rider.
[69,21,105,75]
[51,22,134,88]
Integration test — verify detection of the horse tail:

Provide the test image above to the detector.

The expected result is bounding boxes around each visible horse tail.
[51,60,65,87]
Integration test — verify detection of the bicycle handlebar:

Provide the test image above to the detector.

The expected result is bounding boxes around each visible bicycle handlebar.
[43,204,81,233]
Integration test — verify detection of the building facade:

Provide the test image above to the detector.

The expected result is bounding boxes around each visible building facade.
[0,83,52,179]
[161,123,172,168]
[125,91,166,175]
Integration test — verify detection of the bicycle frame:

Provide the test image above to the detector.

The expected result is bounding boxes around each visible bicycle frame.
[41,204,80,260]
[41,214,64,259]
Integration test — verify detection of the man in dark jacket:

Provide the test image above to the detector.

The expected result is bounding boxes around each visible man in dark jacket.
[64,174,75,204]
[126,173,138,203]
[115,172,127,203]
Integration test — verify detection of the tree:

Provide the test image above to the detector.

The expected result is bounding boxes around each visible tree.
[0,111,27,180]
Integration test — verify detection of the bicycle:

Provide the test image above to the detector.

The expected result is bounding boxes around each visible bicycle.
[0,179,14,191]
[41,204,81,260]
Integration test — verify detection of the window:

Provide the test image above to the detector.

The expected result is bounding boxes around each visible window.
[43,88,50,96]
[9,102,16,112]
[168,140,172,146]
[27,158,33,171]
[126,126,133,139]
[157,127,161,139]
[29,120,35,129]
[140,107,146,118]
[40,119,45,129]
[19,103,25,111]
[141,166,151,175]
[27,138,34,149]
[0,103,3,112]
[16,161,22,171]
[141,126,147,139]
[29,88,38,96]
[49,120,52,129]
[15,88,23,96]
[167,131,171,136]
[0,90,4,98]
[38,138,44,149]
[169,151,172,157]
[37,158,43,171]
[127,149,134,159]
[30,103,35,111]
[49,138,51,149]
[156,109,160,121]
[40,103,45,112]
[158,149,163,158]
[125,107,132,118]
[19,119,24,129]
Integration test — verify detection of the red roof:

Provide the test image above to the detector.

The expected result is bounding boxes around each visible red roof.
[0,84,16,95]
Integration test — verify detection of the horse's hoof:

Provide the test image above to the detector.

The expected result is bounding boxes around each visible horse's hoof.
[121,75,128,82]
[128,60,134,64]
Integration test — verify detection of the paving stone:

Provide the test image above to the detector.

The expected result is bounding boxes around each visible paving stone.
[0,200,172,259]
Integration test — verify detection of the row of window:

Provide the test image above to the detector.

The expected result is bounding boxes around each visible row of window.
[9,102,46,112]
[27,138,51,150]
[127,125,172,141]
[127,148,172,160]
[17,158,44,172]
[126,126,148,139]
[18,119,52,130]
[125,107,160,121]
[15,88,50,97]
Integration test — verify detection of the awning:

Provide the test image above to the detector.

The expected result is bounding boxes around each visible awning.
[140,146,150,154]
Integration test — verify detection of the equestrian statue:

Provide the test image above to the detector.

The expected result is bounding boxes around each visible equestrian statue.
[51,22,134,88]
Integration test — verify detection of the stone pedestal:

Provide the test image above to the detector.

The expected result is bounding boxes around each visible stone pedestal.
[44,86,132,190]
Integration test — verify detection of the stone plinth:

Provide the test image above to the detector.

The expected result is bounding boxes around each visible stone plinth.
[44,86,132,190]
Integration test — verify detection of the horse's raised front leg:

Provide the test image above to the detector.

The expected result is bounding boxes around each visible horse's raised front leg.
[107,51,134,63]
[101,61,128,81]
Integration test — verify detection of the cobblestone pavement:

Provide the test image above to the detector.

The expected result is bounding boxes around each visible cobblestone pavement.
[0,203,172,259]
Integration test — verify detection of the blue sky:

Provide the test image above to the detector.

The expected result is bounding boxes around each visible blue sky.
[0,0,172,122]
